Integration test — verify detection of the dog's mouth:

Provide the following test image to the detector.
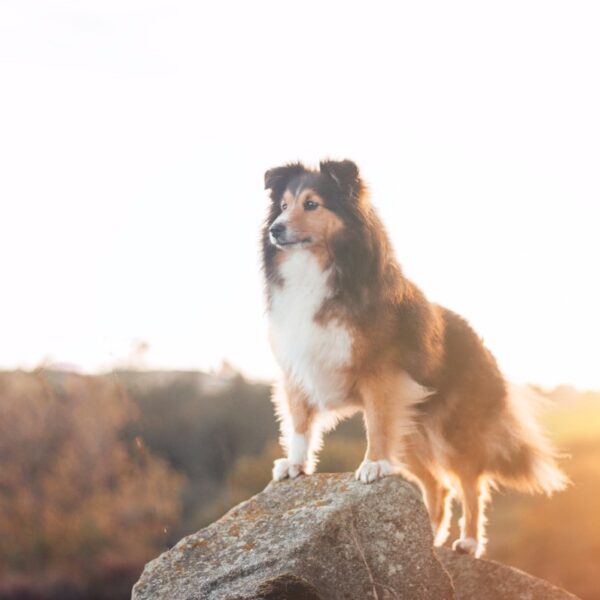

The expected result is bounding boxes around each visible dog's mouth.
[271,237,312,249]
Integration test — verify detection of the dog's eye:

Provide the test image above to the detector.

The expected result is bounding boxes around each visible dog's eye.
[281,202,287,211]
[304,200,318,211]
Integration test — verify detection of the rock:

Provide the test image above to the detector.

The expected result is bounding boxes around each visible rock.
[133,473,453,599]
[132,473,578,600]
[436,548,579,600]
[252,574,324,599]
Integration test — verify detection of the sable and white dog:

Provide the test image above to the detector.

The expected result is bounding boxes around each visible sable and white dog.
[261,159,567,557]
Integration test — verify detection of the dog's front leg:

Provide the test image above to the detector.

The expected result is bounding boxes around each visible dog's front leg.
[356,371,430,484]
[272,382,319,481]
[355,379,395,483]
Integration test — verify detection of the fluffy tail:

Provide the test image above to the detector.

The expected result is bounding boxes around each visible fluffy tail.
[489,383,570,495]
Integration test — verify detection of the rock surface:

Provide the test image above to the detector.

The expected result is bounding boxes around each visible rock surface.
[437,548,578,600]
[132,473,578,600]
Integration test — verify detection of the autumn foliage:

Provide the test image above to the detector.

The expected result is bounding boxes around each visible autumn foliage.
[0,371,183,599]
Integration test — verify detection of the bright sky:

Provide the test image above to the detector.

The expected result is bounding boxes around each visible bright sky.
[1,1,599,388]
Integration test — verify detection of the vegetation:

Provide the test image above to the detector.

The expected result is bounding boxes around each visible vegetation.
[0,371,183,600]
[0,369,598,599]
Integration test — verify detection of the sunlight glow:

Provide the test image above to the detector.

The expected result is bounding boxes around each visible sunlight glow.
[1,1,599,388]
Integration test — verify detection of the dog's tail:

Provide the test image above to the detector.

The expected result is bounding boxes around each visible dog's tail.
[487,383,570,495]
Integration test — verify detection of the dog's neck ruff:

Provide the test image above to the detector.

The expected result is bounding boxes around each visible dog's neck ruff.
[268,249,353,410]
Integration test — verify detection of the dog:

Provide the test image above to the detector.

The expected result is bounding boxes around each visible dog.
[261,159,568,557]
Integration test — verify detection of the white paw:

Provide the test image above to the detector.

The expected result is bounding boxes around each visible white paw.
[452,537,480,557]
[355,459,392,484]
[272,458,305,481]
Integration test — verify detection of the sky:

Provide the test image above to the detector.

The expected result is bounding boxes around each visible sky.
[1,1,599,388]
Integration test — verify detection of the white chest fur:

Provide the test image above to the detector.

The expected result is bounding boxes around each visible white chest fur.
[268,250,353,410]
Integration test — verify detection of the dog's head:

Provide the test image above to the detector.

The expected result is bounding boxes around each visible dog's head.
[262,159,393,302]
[263,159,365,251]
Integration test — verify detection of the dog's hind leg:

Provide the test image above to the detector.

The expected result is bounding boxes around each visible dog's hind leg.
[433,484,454,546]
[404,456,453,546]
[452,473,490,557]
[420,473,453,546]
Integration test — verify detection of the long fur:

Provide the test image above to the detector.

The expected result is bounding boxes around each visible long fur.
[261,159,568,557]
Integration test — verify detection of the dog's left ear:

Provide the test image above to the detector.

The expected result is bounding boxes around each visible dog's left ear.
[319,159,361,200]
[264,163,305,192]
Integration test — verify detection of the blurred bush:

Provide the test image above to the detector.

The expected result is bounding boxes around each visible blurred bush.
[0,371,183,600]
[120,372,278,535]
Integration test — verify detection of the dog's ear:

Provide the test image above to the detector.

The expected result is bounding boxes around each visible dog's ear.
[264,163,306,194]
[319,159,361,201]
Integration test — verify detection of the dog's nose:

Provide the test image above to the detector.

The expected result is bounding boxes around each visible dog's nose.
[270,223,286,239]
